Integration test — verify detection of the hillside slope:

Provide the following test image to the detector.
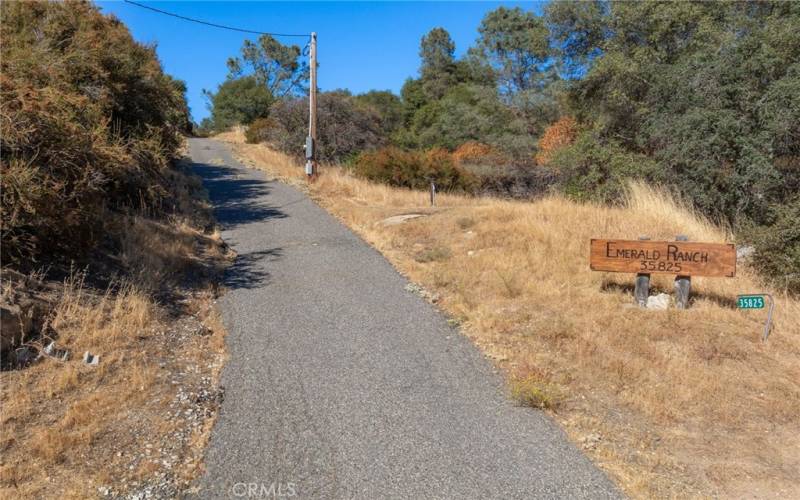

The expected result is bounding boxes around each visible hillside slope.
[0,4,229,497]
[226,133,800,499]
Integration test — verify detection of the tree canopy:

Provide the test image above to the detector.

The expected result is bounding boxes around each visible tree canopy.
[203,76,274,131]
[546,0,800,226]
[419,27,458,100]
[227,34,309,97]
[470,7,553,96]
[212,1,799,290]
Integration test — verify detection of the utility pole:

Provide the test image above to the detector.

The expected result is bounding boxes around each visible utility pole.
[305,32,318,181]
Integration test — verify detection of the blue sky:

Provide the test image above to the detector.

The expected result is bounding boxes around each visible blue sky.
[97,1,544,122]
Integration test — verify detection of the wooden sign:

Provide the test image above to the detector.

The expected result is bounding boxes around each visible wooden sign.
[590,239,736,277]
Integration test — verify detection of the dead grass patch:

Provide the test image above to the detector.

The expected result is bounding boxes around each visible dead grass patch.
[233,141,800,499]
[414,246,452,263]
[213,125,246,145]
[0,159,230,499]
[0,269,227,498]
[510,366,563,410]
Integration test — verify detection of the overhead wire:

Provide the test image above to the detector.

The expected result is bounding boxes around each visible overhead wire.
[122,0,316,143]
[122,0,309,39]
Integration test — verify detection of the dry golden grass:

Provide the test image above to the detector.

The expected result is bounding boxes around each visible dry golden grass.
[213,125,246,144]
[1,276,157,496]
[232,140,800,499]
[0,160,230,498]
[119,216,226,290]
[0,274,228,498]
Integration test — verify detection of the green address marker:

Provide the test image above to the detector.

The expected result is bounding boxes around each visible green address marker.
[737,295,765,309]
[737,293,775,341]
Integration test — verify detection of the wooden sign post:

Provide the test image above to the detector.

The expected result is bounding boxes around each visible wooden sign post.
[590,237,736,308]
[674,235,691,309]
[634,236,650,307]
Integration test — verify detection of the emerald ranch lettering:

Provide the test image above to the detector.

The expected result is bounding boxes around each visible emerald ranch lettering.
[605,242,709,262]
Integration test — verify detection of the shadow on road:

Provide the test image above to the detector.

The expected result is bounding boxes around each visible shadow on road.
[191,163,287,230]
[191,161,286,290]
[223,248,283,290]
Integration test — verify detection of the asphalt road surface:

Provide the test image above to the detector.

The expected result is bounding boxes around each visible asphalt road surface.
[189,138,621,499]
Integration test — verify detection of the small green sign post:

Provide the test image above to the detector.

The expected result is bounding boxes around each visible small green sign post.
[737,295,765,309]
[737,293,775,341]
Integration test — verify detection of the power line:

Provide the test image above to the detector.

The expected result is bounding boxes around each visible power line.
[122,0,309,39]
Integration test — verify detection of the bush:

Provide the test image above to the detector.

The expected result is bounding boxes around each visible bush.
[401,84,537,163]
[264,91,387,163]
[535,116,577,165]
[452,142,495,164]
[193,118,215,137]
[450,142,556,199]
[353,90,404,136]
[414,246,452,263]
[353,147,476,192]
[745,198,800,294]
[0,1,189,266]
[548,131,662,205]
[245,117,275,144]
[509,374,562,410]
[548,2,800,227]
[471,165,557,199]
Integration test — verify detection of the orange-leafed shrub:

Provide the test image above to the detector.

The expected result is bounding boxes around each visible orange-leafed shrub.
[452,142,495,164]
[535,116,578,166]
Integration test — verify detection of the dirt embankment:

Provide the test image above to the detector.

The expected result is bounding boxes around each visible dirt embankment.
[0,159,233,499]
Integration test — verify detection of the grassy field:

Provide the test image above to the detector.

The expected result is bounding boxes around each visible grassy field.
[223,130,800,499]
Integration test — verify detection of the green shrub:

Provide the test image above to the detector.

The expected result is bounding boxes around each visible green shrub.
[456,217,475,230]
[414,246,452,263]
[353,147,476,192]
[399,84,538,163]
[546,1,800,226]
[353,90,404,136]
[744,198,800,294]
[203,76,273,132]
[193,118,215,137]
[548,131,662,205]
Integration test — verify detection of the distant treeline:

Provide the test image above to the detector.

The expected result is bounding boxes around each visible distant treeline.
[201,1,799,292]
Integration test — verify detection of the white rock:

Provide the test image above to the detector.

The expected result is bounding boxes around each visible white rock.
[737,245,755,260]
[582,433,603,450]
[42,341,70,361]
[380,213,425,226]
[646,293,671,310]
